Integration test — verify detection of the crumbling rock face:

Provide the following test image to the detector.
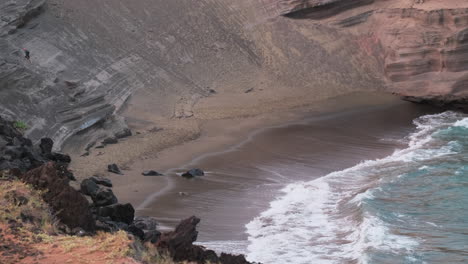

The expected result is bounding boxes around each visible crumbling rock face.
[20,162,95,231]
[157,216,253,264]
[275,1,468,108]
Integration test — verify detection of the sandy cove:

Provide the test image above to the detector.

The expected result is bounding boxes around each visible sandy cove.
[68,91,403,212]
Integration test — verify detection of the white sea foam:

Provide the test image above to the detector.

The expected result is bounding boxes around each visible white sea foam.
[196,240,248,256]
[453,117,468,128]
[245,111,466,264]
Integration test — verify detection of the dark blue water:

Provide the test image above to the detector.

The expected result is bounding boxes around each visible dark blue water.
[247,111,468,264]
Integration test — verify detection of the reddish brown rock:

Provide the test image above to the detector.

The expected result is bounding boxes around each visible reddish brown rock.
[156,216,253,264]
[275,1,468,108]
[20,162,95,231]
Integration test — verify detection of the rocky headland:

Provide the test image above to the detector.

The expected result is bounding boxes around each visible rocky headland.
[0,116,252,263]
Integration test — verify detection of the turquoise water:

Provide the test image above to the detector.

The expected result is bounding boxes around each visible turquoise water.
[247,111,468,264]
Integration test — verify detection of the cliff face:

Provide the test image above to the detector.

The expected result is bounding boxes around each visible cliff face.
[0,0,383,148]
[3,0,468,148]
[273,0,468,106]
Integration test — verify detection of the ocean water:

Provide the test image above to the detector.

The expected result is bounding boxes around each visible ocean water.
[246,111,468,264]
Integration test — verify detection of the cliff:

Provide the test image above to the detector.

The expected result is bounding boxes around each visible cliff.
[272,0,468,108]
[2,0,468,149]
[1,0,385,149]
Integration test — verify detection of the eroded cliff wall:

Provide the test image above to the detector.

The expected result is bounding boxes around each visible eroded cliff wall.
[273,0,468,106]
[5,0,460,148]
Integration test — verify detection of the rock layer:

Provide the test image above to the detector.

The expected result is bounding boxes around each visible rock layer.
[274,0,468,107]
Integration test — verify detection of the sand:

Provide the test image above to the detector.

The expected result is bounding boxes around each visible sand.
[69,91,399,202]
[66,85,442,256]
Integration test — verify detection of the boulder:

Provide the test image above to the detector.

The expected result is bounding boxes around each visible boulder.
[133,216,158,231]
[142,170,163,176]
[156,216,201,262]
[91,188,118,207]
[80,178,99,196]
[127,224,145,241]
[157,216,253,264]
[102,137,118,145]
[95,218,128,232]
[90,176,113,187]
[108,164,123,175]
[96,203,134,224]
[55,163,76,181]
[144,230,161,243]
[114,128,132,139]
[39,138,53,154]
[20,162,95,231]
[181,168,204,179]
[219,253,252,264]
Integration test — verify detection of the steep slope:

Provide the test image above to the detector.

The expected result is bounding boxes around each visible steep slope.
[1,0,383,148]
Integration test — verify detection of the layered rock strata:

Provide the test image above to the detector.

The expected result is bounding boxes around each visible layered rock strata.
[272,0,468,109]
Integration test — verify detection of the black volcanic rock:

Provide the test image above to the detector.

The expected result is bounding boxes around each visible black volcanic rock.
[157,216,253,264]
[181,168,204,179]
[91,188,118,207]
[133,216,159,231]
[97,203,134,224]
[90,176,113,187]
[114,128,132,139]
[144,230,162,243]
[107,164,123,175]
[102,137,118,145]
[80,178,100,196]
[127,224,145,240]
[39,138,53,154]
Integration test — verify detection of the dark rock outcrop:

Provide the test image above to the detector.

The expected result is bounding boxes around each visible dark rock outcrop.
[102,137,118,145]
[39,138,53,155]
[144,230,162,243]
[96,203,135,225]
[0,116,74,173]
[134,216,159,231]
[90,176,113,187]
[20,162,95,231]
[108,164,123,175]
[127,224,145,241]
[91,188,118,207]
[181,169,204,179]
[157,216,252,264]
[80,178,100,196]
[0,117,45,172]
[114,128,132,139]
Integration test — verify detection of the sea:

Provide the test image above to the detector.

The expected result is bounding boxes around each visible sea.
[141,98,468,264]
[246,111,468,264]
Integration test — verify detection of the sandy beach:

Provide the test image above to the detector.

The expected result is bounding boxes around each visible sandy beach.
[69,92,400,203]
[68,91,438,249]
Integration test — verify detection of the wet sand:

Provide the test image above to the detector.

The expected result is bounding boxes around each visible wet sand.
[105,92,401,206]
[110,93,439,254]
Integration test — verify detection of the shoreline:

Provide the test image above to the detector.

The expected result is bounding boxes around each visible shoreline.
[68,91,439,240]
[69,92,402,207]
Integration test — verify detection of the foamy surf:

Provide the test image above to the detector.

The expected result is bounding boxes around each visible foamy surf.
[246,111,468,264]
